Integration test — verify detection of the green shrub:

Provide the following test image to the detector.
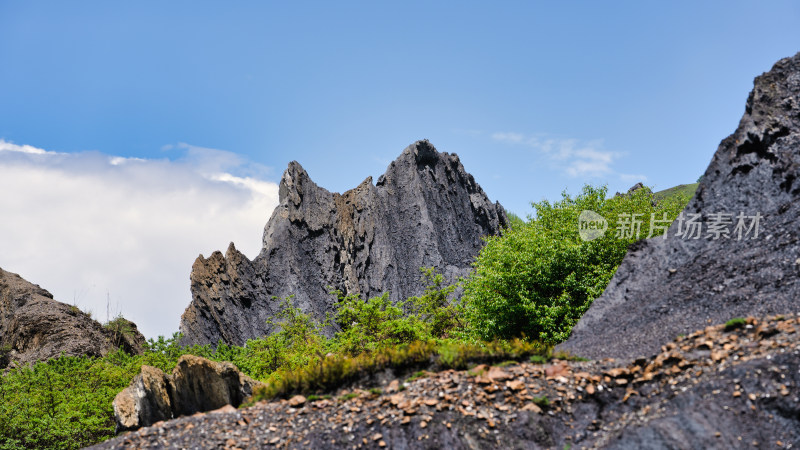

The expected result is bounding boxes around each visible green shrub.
[461,184,688,344]
[402,268,461,339]
[332,291,422,356]
[506,212,526,229]
[724,317,747,331]
[532,395,550,407]
[329,267,463,356]
[0,350,141,449]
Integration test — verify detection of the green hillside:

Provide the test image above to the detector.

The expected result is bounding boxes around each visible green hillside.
[654,183,699,202]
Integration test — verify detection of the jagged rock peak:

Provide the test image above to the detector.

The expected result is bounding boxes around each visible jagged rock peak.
[181,140,508,347]
[278,160,318,205]
[558,52,800,362]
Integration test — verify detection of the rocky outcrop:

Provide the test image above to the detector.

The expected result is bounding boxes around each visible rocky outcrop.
[113,355,264,432]
[180,140,508,347]
[558,52,800,361]
[0,267,146,368]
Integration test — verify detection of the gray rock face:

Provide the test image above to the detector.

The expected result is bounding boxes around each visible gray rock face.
[113,355,263,432]
[558,52,800,361]
[0,267,146,367]
[180,140,508,347]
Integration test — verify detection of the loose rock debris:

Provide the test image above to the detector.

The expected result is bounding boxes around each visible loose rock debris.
[93,314,800,449]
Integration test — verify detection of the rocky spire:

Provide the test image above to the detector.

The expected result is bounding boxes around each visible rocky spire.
[180,140,508,347]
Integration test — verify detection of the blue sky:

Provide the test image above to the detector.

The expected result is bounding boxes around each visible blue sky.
[1,1,798,338]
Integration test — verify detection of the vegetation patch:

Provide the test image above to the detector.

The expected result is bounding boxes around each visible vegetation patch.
[252,338,550,401]
[460,184,688,344]
[724,317,747,331]
[532,395,550,408]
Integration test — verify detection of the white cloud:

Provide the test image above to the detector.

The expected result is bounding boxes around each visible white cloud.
[0,139,279,339]
[491,132,526,144]
[619,172,648,183]
[491,131,642,182]
[0,141,49,155]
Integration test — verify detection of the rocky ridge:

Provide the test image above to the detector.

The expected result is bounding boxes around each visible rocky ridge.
[180,140,508,347]
[558,51,800,361]
[0,267,145,368]
[94,313,800,449]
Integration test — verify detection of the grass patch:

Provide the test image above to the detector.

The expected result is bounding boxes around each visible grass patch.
[529,354,548,364]
[550,350,588,362]
[338,392,359,401]
[724,317,747,331]
[406,370,428,383]
[496,360,519,368]
[653,183,699,202]
[252,338,550,401]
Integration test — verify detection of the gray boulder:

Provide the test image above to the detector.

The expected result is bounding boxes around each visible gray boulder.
[558,52,800,361]
[113,354,264,432]
[169,355,261,416]
[113,365,172,432]
[0,267,146,368]
[180,140,508,347]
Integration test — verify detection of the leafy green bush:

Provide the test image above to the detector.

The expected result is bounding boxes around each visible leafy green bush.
[0,350,141,449]
[402,268,461,339]
[506,212,526,229]
[532,395,550,407]
[332,291,423,355]
[329,267,464,355]
[461,184,688,344]
[226,297,330,380]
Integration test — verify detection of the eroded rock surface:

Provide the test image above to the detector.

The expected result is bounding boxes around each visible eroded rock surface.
[180,140,508,347]
[0,267,146,368]
[113,355,263,432]
[558,52,800,361]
